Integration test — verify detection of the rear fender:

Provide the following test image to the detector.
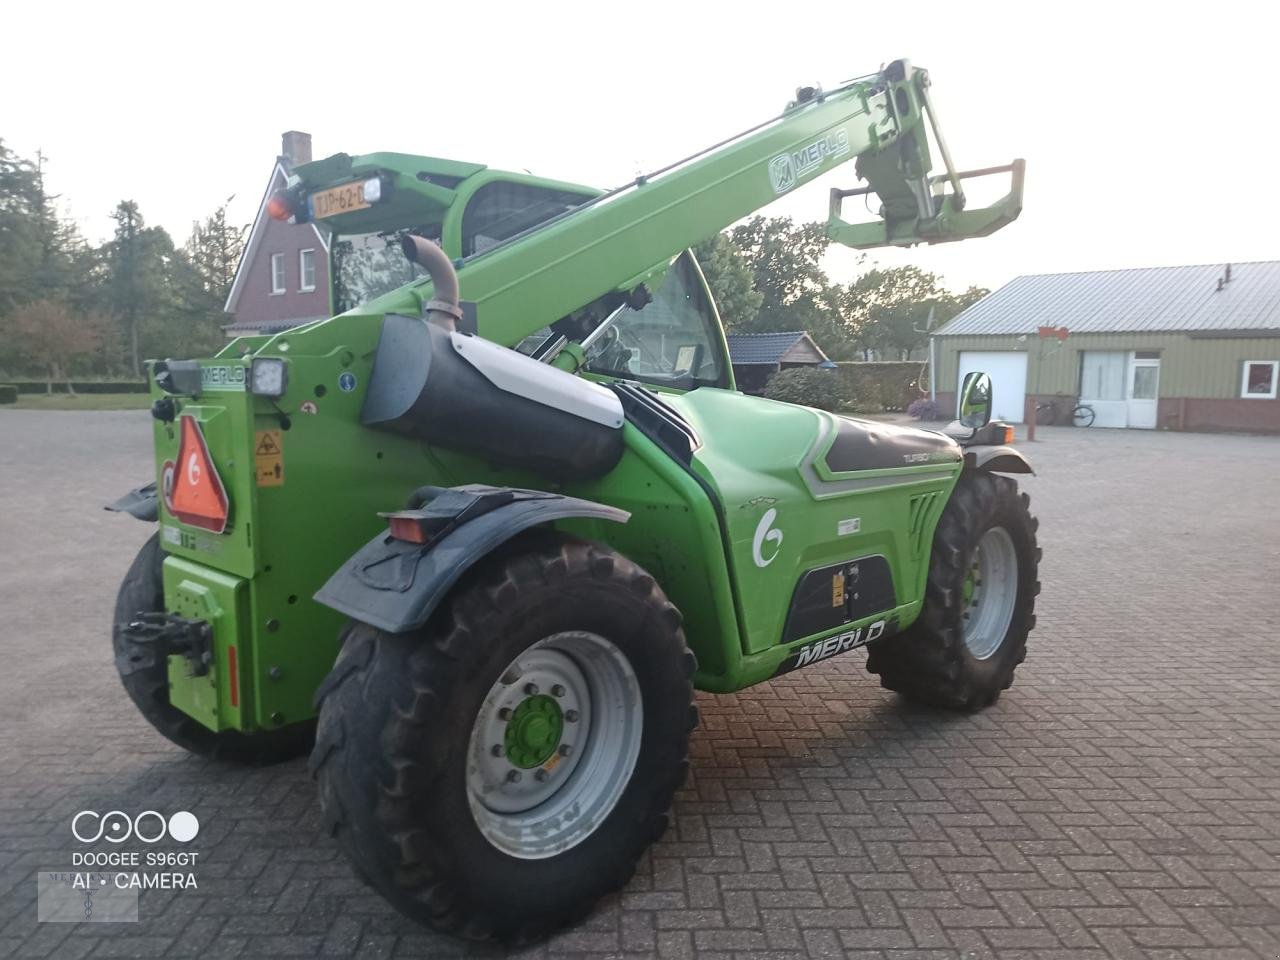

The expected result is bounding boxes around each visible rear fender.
[963,445,1034,475]
[105,482,158,521]
[314,485,629,634]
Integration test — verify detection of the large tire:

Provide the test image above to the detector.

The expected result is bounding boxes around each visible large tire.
[309,534,697,943]
[112,534,314,763]
[866,471,1039,711]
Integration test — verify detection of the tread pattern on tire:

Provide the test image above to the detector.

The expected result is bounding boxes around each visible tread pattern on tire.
[309,534,697,944]
[866,471,1040,711]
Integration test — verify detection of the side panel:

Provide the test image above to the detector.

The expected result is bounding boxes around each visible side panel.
[667,389,961,659]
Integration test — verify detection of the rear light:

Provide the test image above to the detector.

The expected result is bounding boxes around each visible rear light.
[384,513,430,544]
[168,416,230,534]
[267,191,293,221]
[362,176,383,204]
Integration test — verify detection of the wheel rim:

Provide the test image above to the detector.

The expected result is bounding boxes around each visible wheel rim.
[466,631,643,860]
[961,526,1019,660]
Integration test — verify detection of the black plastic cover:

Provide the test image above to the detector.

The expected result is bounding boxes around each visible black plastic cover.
[315,485,630,634]
[105,482,159,522]
[781,554,897,644]
[825,417,961,473]
[361,315,624,480]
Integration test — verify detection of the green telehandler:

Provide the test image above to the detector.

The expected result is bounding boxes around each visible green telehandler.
[109,59,1037,941]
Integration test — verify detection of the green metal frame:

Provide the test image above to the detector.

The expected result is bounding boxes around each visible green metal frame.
[143,59,1022,733]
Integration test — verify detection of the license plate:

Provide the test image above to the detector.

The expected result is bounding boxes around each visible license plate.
[309,181,370,219]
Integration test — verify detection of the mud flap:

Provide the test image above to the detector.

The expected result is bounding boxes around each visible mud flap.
[314,485,630,634]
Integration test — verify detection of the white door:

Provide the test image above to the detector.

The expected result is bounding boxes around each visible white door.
[957,351,1027,423]
[1079,351,1129,428]
[1127,357,1160,429]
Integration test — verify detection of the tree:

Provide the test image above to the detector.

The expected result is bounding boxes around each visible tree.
[691,231,761,330]
[8,298,109,391]
[103,201,181,375]
[176,199,247,353]
[840,267,989,360]
[727,216,832,332]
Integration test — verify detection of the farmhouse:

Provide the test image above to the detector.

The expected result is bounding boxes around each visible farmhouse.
[930,261,1280,432]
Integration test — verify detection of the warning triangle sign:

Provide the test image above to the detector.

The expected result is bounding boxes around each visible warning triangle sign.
[170,415,229,534]
[255,433,281,456]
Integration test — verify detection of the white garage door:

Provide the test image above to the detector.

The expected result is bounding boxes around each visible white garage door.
[958,351,1027,424]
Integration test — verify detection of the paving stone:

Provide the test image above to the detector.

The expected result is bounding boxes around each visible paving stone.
[3,415,1280,958]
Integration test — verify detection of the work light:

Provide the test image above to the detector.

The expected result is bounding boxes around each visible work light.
[250,357,288,397]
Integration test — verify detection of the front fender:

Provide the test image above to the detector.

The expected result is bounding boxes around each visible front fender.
[963,445,1035,475]
[105,481,158,521]
[314,486,629,634]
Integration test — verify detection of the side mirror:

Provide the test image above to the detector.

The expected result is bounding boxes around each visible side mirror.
[959,371,993,428]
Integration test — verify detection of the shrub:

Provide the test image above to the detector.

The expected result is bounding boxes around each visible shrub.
[907,397,942,420]
[0,384,16,404]
[835,362,928,412]
[763,367,848,411]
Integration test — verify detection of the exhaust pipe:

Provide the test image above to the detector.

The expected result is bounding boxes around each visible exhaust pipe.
[401,235,463,332]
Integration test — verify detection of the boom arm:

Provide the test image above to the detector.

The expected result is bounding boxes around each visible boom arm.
[302,60,1023,351]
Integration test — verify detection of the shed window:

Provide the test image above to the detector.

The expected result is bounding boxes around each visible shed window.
[1241,360,1278,399]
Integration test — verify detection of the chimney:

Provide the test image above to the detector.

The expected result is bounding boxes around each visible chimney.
[281,131,312,168]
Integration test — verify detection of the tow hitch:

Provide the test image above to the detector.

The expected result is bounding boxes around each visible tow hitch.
[116,612,213,678]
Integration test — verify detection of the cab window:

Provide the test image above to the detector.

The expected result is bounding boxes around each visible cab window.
[461,182,590,257]
[583,252,725,389]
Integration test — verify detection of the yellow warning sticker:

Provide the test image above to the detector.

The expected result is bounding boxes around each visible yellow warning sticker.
[254,430,284,487]
[831,571,846,608]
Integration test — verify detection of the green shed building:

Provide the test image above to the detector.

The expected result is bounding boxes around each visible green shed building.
[930,261,1280,432]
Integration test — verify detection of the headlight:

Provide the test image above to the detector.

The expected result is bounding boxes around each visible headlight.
[250,357,288,397]
[363,176,383,204]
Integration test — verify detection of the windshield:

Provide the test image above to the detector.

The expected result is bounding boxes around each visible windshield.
[332,229,436,313]
[581,253,724,388]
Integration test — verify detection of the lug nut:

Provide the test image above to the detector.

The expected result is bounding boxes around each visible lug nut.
[498,707,512,721]
[491,744,505,757]
[524,682,539,696]
[551,684,565,698]
[506,770,522,783]
[559,744,572,757]
[565,709,579,723]
[534,769,549,782]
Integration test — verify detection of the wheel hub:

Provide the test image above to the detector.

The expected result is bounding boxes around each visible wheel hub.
[504,694,563,768]
[961,526,1018,660]
[465,631,644,860]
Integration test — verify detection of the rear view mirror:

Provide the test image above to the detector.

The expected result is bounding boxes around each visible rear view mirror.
[959,372,993,428]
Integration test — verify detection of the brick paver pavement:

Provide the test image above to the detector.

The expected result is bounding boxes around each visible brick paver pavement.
[2,409,1279,959]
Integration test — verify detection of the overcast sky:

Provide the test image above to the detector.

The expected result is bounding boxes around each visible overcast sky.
[5,0,1277,293]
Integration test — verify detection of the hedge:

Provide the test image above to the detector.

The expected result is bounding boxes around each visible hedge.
[0,384,16,404]
[763,367,848,411]
[834,362,929,413]
[5,380,149,395]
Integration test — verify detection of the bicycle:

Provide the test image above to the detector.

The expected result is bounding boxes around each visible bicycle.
[1035,399,1095,427]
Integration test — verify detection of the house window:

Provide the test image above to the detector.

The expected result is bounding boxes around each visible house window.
[299,249,316,292]
[1241,360,1278,399]
[270,253,286,294]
